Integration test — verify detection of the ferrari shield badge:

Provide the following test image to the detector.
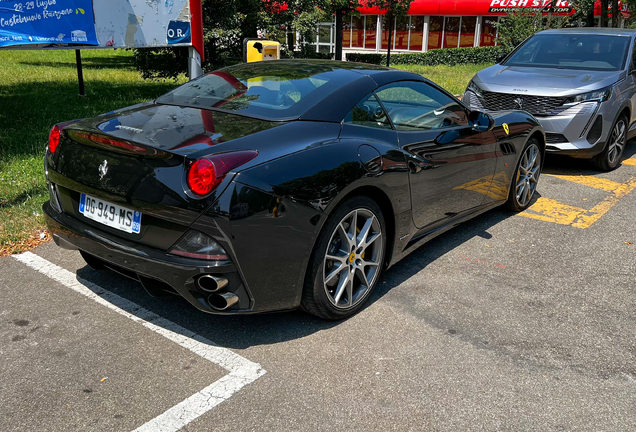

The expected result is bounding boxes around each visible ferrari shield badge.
[503,123,510,135]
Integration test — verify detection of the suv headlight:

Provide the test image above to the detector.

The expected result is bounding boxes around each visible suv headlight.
[563,86,613,105]
[466,80,483,98]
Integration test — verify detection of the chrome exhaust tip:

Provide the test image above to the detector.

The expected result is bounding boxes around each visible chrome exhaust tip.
[207,292,239,311]
[196,275,228,293]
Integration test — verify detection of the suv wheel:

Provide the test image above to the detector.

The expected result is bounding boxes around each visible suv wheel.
[594,114,627,172]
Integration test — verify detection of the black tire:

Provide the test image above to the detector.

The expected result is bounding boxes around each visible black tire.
[593,113,627,172]
[506,138,542,212]
[301,195,386,320]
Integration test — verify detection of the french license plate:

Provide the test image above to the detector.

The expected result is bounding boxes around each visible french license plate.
[79,193,142,234]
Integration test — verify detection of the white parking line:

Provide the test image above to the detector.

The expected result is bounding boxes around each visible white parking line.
[13,252,266,432]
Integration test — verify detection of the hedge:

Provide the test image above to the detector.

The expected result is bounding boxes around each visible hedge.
[345,46,507,66]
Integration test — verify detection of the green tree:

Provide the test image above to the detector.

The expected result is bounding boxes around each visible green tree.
[134,0,337,80]
[365,0,412,66]
[494,6,568,52]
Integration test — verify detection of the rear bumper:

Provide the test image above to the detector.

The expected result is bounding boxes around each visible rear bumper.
[43,201,256,315]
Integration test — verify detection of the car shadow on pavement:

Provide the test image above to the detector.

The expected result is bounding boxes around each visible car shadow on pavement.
[542,138,636,173]
[74,205,519,350]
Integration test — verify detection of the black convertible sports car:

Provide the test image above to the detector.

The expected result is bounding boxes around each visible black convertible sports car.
[44,60,545,319]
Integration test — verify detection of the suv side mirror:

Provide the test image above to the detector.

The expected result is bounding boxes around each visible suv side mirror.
[469,110,495,132]
[495,53,508,64]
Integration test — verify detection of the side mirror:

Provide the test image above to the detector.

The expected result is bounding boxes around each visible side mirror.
[469,110,495,132]
[495,53,508,64]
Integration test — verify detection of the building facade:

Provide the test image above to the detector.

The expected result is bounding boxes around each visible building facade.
[311,0,629,55]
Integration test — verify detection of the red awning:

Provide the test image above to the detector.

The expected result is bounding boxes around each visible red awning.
[357,0,628,17]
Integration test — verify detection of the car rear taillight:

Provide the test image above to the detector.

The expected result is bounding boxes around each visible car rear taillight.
[48,125,61,154]
[169,230,229,261]
[186,150,258,197]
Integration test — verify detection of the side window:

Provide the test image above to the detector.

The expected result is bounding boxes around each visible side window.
[344,93,392,129]
[375,81,468,131]
[632,41,636,71]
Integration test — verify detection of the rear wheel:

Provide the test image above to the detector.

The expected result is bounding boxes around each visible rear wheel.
[593,114,627,172]
[301,196,386,320]
[506,138,542,212]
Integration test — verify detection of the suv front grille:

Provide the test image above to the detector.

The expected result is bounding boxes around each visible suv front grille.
[481,91,566,116]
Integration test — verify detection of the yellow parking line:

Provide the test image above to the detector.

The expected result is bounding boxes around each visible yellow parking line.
[572,176,636,229]
[519,175,636,229]
[546,174,623,192]
[622,158,636,167]
[519,197,587,226]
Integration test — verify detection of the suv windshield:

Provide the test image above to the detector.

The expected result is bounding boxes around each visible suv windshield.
[156,61,361,120]
[504,34,630,71]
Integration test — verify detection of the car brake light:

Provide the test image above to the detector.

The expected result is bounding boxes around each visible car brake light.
[49,125,61,153]
[187,150,258,197]
[72,131,147,153]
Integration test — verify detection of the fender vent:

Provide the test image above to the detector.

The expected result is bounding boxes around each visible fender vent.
[499,143,516,155]
[587,115,603,144]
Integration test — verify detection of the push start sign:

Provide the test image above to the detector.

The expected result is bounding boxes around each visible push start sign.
[488,0,572,13]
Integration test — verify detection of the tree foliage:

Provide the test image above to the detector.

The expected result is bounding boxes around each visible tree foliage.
[134,0,353,80]
[494,7,569,52]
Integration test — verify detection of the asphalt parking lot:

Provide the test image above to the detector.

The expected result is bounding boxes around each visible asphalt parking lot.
[2,146,636,432]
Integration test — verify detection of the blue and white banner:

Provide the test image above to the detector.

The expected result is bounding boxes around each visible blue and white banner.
[0,0,98,48]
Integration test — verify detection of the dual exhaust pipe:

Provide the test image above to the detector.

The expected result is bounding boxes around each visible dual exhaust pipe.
[196,275,238,311]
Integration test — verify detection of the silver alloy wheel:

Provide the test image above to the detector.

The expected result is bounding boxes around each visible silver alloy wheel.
[515,143,541,207]
[607,118,626,166]
[323,208,383,309]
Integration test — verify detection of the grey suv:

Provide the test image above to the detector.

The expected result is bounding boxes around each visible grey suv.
[464,28,636,171]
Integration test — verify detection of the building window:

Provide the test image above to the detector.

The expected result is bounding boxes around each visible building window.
[381,16,391,49]
[343,14,352,48]
[460,17,477,47]
[480,17,498,47]
[428,16,443,50]
[443,17,460,49]
[316,22,334,53]
[352,15,364,48]
[395,16,409,50]
[381,16,413,51]
[409,16,425,51]
[365,15,377,49]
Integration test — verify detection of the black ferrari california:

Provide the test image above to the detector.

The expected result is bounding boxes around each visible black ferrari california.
[44,60,545,320]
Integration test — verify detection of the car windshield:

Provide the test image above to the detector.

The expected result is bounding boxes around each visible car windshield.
[504,34,630,71]
[156,61,361,120]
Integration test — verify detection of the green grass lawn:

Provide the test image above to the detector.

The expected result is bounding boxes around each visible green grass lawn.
[394,63,492,95]
[0,50,489,254]
[0,49,185,254]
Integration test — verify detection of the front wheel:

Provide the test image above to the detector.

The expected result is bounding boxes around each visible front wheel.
[593,114,627,172]
[301,196,386,320]
[506,138,542,212]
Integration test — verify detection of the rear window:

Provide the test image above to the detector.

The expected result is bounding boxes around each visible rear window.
[505,34,630,71]
[156,62,359,120]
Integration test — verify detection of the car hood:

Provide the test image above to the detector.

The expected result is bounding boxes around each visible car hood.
[474,65,626,97]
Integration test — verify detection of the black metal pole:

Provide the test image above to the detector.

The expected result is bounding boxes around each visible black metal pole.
[335,10,343,61]
[386,14,393,67]
[75,49,85,96]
